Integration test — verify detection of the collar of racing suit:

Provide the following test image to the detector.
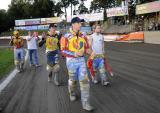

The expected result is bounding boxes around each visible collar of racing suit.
[70,29,82,38]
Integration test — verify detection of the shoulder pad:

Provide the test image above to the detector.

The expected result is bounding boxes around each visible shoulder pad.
[80,32,87,38]
[81,32,87,36]
[64,33,72,38]
[56,31,60,35]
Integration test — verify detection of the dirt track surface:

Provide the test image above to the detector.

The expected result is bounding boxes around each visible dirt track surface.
[0,40,160,113]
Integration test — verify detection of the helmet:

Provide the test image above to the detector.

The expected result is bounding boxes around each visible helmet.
[13,30,19,36]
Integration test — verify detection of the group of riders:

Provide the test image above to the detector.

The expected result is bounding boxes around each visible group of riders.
[9,17,114,111]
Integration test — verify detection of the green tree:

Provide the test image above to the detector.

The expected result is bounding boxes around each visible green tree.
[32,0,55,18]
[60,0,70,20]
[90,0,122,10]
[54,2,64,17]
[128,0,136,22]
[78,2,89,14]
[70,0,79,17]
[0,10,8,33]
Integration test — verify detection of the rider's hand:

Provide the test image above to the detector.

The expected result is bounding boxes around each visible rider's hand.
[75,50,84,57]
[86,49,92,54]
[90,51,95,59]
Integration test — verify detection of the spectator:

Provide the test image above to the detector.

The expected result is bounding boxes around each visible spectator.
[26,31,41,67]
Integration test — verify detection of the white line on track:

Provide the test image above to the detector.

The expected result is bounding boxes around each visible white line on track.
[0,49,28,93]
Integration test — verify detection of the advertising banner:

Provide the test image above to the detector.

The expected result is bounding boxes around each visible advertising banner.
[25,26,38,30]
[15,20,25,26]
[67,13,104,22]
[80,26,92,34]
[15,26,37,30]
[46,17,63,23]
[136,1,160,15]
[38,25,49,30]
[15,17,62,26]
[14,26,26,30]
[106,6,128,17]
[15,19,40,26]
[41,18,47,24]
[25,19,40,25]
[15,25,50,30]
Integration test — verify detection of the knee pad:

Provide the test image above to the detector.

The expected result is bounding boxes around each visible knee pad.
[80,79,89,85]
[14,60,20,66]
[79,80,90,91]
[53,64,60,72]
[21,60,24,64]
[99,67,105,74]
[68,79,77,86]
[20,60,24,65]
[46,65,52,72]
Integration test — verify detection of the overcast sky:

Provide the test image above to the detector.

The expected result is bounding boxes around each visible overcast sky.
[0,0,11,10]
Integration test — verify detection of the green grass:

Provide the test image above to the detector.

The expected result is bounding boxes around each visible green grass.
[0,48,14,79]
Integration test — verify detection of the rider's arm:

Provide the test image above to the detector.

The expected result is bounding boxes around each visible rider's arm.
[102,35,105,54]
[84,36,92,55]
[26,35,32,41]
[38,36,46,47]
[21,37,24,47]
[9,36,13,46]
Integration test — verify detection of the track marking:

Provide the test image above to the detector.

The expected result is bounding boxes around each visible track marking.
[0,49,28,93]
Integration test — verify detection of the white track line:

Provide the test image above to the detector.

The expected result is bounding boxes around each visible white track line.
[0,49,28,93]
